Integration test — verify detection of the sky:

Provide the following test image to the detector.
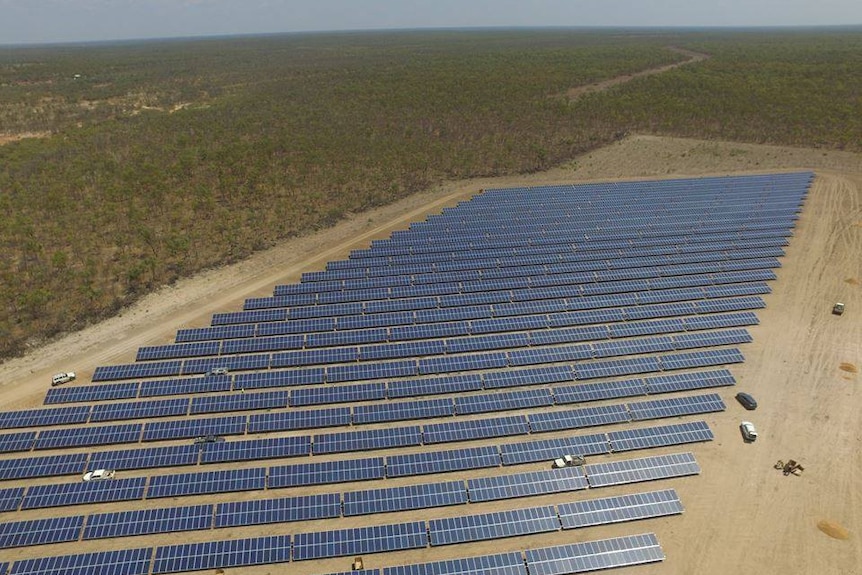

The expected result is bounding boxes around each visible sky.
[1,0,861,45]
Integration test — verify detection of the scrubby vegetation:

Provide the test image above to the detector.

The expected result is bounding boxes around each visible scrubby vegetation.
[0,28,860,358]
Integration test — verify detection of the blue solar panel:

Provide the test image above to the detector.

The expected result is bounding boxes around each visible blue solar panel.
[386,446,501,477]
[659,348,745,371]
[88,445,200,472]
[200,436,311,463]
[272,346,358,367]
[146,467,266,499]
[528,404,630,432]
[269,457,385,487]
[553,378,647,404]
[215,493,341,528]
[644,369,736,394]
[83,504,213,539]
[0,431,36,453]
[314,426,422,454]
[627,393,726,421]
[354,398,454,424]
[524,533,664,575]
[529,325,610,346]
[467,467,588,502]
[152,535,291,574]
[424,415,529,444]
[21,477,147,510]
[136,340,221,361]
[608,421,713,452]
[142,415,247,441]
[388,374,484,398]
[293,522,427,561]
[575,356,662,380]
[558,489,683,529]
[0,453,88,480]
[233,368,325,389]
[0,406,91,429]
[0,515,84,549]
[44,383,139,405]
[34,423,142,450]
[418,352,508,376]
[248,407,351,432]
[343,480,467,516]
[0,487,24,512]
[428,505,560,546]
[9,548,153,575]
[584,452,701,487]
[482,365,574,389]
[138,376,232,398]
[500,433,610,465]
[221,334,304,354]
[455,389,553,415]
[382,552,527,575]
[89,398,189,422]
[290,382,387,407]
[188,390,288,414]
[327,360,418,383]
[93,361,182,382]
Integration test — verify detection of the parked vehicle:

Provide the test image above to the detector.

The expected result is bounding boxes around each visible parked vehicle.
[553,454,586,468]
[740,421,758,442]
[832,302,845,315]
[193,435,226,445]
[735,392,758,410]
[207,367,229,376]
[51,372,76,386]
[82,469,115,481]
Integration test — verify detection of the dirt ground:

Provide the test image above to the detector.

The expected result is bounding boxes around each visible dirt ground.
[0,135,860,575]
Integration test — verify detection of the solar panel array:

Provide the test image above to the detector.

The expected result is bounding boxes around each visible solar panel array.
[0,172,810,575]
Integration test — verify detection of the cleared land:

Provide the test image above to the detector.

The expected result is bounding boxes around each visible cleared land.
[0,135,860,575]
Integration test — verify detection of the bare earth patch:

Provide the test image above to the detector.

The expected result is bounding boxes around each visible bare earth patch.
[0,131,50,145]
[818,520,851,540]
[839,362,858,373]
[0,134,860,575]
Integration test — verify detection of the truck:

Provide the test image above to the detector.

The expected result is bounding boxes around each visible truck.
[553,455,586,469]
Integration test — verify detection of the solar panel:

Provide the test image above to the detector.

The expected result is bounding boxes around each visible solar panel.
[499,433,610,466]
[313,426,422,454]
[353,398,454,424]
[44,383,139,405]
[269,457,385,487]
[233,368,325,389]
[21,477,147,510]
[524,533,664,575]
[382,552,527,575]
[467,467,588,502]
[9,548,153,575]
[188,390,288,414]
[423,415,529,444]
[0,453,88,480]
[146,467,266,499]
[553,378,647,404]
[0,406,91,429]
[608,421,713,452]
[483,365,574,389]
[0,487,24,512]
[199,436,311,463]
[83,504,213,540]
[343,481,467,516]
[293,521,427,561]
[558,489,683,529]
[248,407,351,432]
[575,356,662,380]
[643,369,736,394]
[386,446,501,477]
[627,393,726,421]
[0,431,36,453]
[455,389,554,415]
[0,515,84,549]
[89,398,189,422]
[138,376,232,398]
[387,374,483,398]
[528,404,630,432]
[142,415,247,442]
[326,360,418,384]
[88,445,200,472]
[659,348,745,371]
[428,505,560,546]
[34,423,142,450]
[215,493,341,528]
[152,535,291,574]
[584,452,701,487]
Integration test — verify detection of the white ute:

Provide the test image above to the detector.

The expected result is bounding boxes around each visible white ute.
[553,455,586,468]
[51,372,76,386]
[82,469,115,482]
[740,421,758,442]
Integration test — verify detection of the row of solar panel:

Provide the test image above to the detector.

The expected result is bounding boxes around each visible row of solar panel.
[0,532,665,575]
[0,417,712,492]
[0,451,696,549]
[185,278,769,343]
[210,273,773,329]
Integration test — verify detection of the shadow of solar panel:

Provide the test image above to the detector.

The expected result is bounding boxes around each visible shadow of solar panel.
[0,431,36,453]
[528,404,630,432]
[21,477,147,510]
[558,489,683,529]
[293,521,427,561]
[34,423,142,450]
[424,415,529,444]
[0,406,91,428]
[628,393,726,421]
[644,369,736,394]
[189,390,288,414]
[500,434,609,466]
[343,480,467,516]
[524,532,664,575]
[584,452,700,487]
[382,551,527,575]
[387,374,482,398]
[44,383,139,405]
[0,453,88,480]
[269,457,385,487]
[483,365,574,389]
[386,446,500,477]
[142,415,247,442]
[354,398,454,424]
[152,535,291,574]
[429,505,559,546]
[455,389,553,415]
[659,348,744,371]
[93,361,182,382]
[9,548,153,575]
[175,323,255,343]
[608,421,713,453]
[234,368,325,390]
[575,357,661,380]
[215,493,341,528]
[467,467,587,503]
[138,376,232,398]
[553,378,647,404]
[200,436,311,464]
[83,504,212,540]
[88,444,200,472]
[146,468,266,499]
[682,311,758,331]
[313,426,422,454]
[327,360,418,384]
[136,340,221,361]
[89,398,189,422]
[248,407,350,432]
[0,515,84,549]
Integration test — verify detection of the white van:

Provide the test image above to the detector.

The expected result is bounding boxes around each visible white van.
[51,372,76,386]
